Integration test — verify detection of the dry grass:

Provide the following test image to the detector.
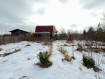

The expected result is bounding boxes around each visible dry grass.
[36,62,52,68]
[62,54,72,62]
[71,56,76,60]
[42,36,52,46]
[19,76,29,79]
[66,41,73,43]
[48,39,54,54]
[58,47,67,54]
[99,43,105,46]
[36,62,43,67]
[43,40,53,46]
[85,43,91,46]
[87,47,104,53]
[0,49,21,57]
[101,48,105,52]
[27,58,31,60]
[0,48,3,51]
[13,49,21,53]
[102,61,105,64]
[92,49,100,53]
[76,44,83,51]
[76,44,88,52]
[43,41,51,46]
[2,60,8,63]
[48,43,53,54]
[79,67,82,70]
[63,44,68,46]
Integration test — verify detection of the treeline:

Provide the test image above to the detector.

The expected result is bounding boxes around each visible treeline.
[84,23,105,42]
[57,23,105,42]
[56,28,82,40]
[57,14,105,41]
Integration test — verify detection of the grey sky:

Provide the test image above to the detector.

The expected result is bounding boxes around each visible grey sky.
[59,0,70,4]
[80,0,105,10]
[0,0,105,34]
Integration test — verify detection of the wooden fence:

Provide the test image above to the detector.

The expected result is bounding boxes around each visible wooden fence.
[0,35,25,45]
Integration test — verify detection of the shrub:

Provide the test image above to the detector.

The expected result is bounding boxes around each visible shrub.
[26,44,30,46]
[83,55,95,68]
[82,55,101,72]
[37,51,52,68]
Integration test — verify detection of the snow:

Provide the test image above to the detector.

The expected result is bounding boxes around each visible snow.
[0,40,105,79]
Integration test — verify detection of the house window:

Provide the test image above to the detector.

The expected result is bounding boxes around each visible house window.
[38,34,41,37]
[34,34,37,37]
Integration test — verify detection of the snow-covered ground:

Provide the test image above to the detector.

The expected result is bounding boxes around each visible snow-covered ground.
[0,40,105,79]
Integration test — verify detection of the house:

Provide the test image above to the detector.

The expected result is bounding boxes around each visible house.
[9,29,30,36]
[33,25,57,41]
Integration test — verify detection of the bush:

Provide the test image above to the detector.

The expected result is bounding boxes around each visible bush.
[37,51,52,68]
[83,55,95,68]
[26,44,30,46]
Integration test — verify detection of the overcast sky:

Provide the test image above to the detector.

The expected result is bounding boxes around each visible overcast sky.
[0,0,105,34]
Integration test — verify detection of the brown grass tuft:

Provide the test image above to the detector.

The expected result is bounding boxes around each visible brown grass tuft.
[100,43,105,46]
[0,48,3,51]
[101,48,105,52]
[36,62,52,68]
[92,49,100,53]
[85,43,91,46]
[19,76,29,79]
[13,49,21,53]
[62,54,72,62]
[58,47,67,54]
[79,67,82,70]
[36,62,43,67]
[76,44,83,51]
[0,48,21,57]
[28,58,31,60]
[71,56,76,60]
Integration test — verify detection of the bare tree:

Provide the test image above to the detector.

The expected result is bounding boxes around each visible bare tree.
[59,27,67,40]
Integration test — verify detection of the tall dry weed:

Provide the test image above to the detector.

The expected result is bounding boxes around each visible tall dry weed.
[48,40,53,54]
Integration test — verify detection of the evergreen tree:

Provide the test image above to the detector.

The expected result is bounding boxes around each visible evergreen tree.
[87,26,94,40]
[83,29,87,40]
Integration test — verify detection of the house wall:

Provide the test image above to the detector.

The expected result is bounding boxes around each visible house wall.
[33,33,50,41]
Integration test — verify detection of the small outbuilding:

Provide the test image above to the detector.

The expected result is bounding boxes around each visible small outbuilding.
[9,29,30,36]
[67,35,73,41]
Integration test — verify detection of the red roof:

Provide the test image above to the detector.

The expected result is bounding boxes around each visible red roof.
[35,25,53,32]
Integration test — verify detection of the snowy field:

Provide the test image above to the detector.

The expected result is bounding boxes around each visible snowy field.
[0,40,105,79]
